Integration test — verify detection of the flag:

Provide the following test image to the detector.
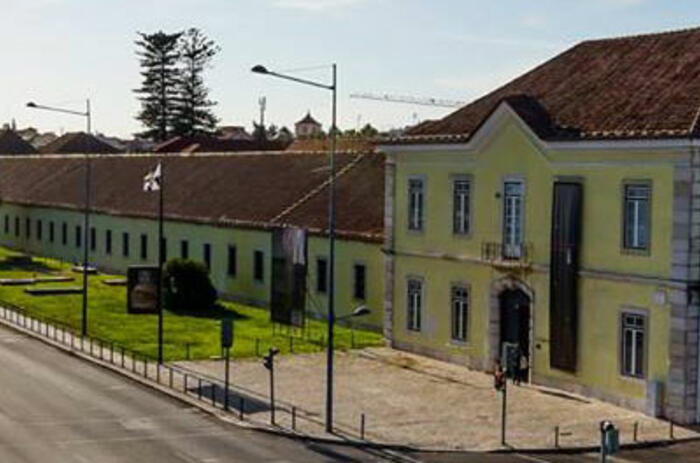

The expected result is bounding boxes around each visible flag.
[143,163,161,192]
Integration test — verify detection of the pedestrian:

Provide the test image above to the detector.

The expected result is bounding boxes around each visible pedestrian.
[517,348,529,385]
[493,360,505,392]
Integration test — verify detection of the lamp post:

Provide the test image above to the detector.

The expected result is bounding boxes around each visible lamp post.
[27,99,92,336]
[251,63,338,432]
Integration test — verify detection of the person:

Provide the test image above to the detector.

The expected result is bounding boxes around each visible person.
[493,360,505,391]
[517,349,529,385]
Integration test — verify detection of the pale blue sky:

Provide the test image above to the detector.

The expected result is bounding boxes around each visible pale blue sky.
[2,0,699,138]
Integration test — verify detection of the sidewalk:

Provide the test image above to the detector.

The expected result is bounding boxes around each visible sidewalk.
[177,347,698,451]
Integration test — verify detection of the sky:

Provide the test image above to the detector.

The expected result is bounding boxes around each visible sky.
[2,0,700,138]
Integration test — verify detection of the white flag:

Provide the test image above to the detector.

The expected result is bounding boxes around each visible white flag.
[143,163,161,192]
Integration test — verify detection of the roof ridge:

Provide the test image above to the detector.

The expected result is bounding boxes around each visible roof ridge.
[581,25,700,44]
[270,153,366,225]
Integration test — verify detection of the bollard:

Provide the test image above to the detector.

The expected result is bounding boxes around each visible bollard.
[198,378,203,400]
[132,353,137,373]
[99,340,103,360]
[184,374,188,393]
[554,426,559,448]
[70,330,74,350]
[633,422,638,442]
[239,397,245,420]
[292,406,296,431]
[169,367,173,388]
[360,413,366,440]
[121,346,125,368]
[670,421,675,440]
[110,343,114,364]
[143,358,148,378]
[212,383,217,406]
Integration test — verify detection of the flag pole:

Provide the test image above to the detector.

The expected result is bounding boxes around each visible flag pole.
[157,163,164,364]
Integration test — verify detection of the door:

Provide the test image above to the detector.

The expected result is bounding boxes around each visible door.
[549,182,582,372]
[499,289,531,365]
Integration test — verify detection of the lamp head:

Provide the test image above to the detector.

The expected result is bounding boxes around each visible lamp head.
[351,305,371,317]
[251,65,269,74]
[26,102,37,108]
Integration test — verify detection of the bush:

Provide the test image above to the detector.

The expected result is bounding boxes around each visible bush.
[163,258,217,313]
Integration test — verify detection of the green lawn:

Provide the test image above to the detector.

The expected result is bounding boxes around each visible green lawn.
[0,247,383,361]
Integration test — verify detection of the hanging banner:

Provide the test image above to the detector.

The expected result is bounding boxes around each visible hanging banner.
[127,265,160,314]
[270,227,307,326]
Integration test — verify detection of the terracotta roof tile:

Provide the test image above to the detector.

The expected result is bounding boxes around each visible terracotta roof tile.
[40,132,120,154]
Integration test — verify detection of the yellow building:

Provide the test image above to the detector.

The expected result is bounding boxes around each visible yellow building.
[379,28,700,424]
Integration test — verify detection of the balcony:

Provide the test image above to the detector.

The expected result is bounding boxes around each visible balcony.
[481,242,532,271]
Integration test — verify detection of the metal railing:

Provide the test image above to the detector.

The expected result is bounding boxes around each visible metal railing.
[481,242,532,265]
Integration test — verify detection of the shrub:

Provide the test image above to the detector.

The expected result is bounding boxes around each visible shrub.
[163,258,217,313]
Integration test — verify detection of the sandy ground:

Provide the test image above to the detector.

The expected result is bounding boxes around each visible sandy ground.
[176,347,698,451]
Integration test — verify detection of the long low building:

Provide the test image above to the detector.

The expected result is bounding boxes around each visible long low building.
[0,151,385,331]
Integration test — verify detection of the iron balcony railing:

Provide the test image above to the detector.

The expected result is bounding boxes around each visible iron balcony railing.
[481,242,533,267]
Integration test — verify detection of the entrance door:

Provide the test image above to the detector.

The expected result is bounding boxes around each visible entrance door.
[499,289,530,374]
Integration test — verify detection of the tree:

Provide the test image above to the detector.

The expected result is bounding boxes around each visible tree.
[360,123,379,137]
[163,259,217,313]
[173,28,220,136]
[134,31,182,142]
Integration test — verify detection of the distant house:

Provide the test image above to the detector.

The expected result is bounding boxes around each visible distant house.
[294,112,322,137]
[16,127,58,149]
[217,126,253,141]
[40,132,120,154]
[0,130,38,155]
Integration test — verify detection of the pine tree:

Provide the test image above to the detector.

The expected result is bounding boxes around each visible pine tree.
[134,31,182,142]
[174,28,220,136]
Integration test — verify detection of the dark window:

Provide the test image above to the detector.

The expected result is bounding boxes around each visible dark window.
[61,222,67,245]
[90,227,96,251]
[623,184,651,251]
[408,178,424,231]
[453,178,470,235]
[140,234,148,260]
[36,219,42,241]
[75,225,82,248]
[353,263,366,300]
[227,245,237,276]
[451,286,469,341]
[254,250,264,282]
[407,279,422,331]
[14,217,19,237]
[25,218,30,238]
[621,312,646,378]
[160,237,167,262]
[3,215,8,234]
[105,229,112,255]
[180,240,189,259]
[203,243,211,269]
[122,232,130,257]
[316,258,328,293]
[49,221,55,243]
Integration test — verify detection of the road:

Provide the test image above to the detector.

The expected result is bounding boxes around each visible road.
[0,325,405,463]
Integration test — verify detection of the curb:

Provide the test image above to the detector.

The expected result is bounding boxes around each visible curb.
[0,312,697,458]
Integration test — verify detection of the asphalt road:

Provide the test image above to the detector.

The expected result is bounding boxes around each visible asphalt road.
[0,325,405,463]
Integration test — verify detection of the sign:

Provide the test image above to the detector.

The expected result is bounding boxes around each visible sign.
[127,265,160,314]
[221,319,233,349]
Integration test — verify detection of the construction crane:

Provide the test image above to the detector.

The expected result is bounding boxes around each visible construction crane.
[349,92,465,108]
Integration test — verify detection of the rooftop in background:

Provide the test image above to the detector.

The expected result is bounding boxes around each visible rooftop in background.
[400,26,700,143]
[296,112,321,126]
[152,135,291,153]
[0,130,38,155]
[286,136,377,152]
[40,132,120,154]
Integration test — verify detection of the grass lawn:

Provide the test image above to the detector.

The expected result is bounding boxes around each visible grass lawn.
[0,247,383,361]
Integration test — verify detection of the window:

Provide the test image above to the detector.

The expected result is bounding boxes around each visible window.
[451,286,469,341]
[408,178,424,231]
[503,181,524,258]
[160,237,167,262]
[254,250,264,282]
[14,217,19,237]
[61,222,67,245]
[407,279,422,331]
[36,220,42,241]
[453,178,471,235]
[122,232,130,257]
[4,215,8,234]
[25,218,30,238]
[90,227,96,251]
[49,221,55,243]
[140,234,148,260]
[75,225,82,248]
[203,243,211,269]
[227,245,237,276]
[105,229,112,255]
[316,258,328,293]
[623,184,651,251]
[353,263,366,300]
[621,312,646,378]
[180,240,189,259]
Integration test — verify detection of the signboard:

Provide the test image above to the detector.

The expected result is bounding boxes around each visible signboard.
[127,265,160,314]
[270,227,307,327]
[221,319,233,348]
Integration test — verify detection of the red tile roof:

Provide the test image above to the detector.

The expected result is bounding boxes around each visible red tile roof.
[403,27,700,142]
[0,152,384,242]
[0,130,38,155]
[153,136,290,153]
[40,132,120,154]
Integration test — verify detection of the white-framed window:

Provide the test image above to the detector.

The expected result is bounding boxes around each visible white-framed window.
[408,178,424,231]
[407,278,422,331]
[623,184,650,251]
[453,178,471,235]
[451,285,469,341]
[503,181,524,258]
[621,312,646,378]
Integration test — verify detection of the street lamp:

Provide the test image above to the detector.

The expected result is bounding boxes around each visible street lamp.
[252,63,338,432]
[26,99,92,337]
